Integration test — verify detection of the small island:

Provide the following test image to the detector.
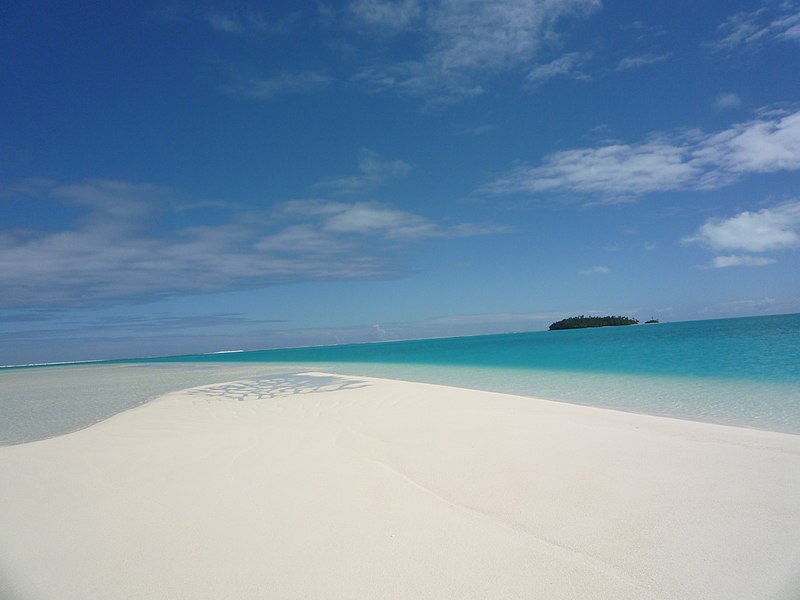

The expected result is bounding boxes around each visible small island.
[549,315,639,330]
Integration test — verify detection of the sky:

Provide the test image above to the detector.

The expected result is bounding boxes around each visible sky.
[1,0,800,365]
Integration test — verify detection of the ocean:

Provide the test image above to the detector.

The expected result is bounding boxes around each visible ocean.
[2,314,799,443]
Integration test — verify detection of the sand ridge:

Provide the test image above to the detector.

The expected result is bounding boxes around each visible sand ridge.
[1,371,799,599]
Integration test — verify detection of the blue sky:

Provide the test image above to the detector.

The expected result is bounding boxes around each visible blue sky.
[2,0,799,365]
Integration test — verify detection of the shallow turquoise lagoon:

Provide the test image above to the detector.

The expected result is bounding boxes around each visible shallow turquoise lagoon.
[133,313,800,434]
[2,314,799,443]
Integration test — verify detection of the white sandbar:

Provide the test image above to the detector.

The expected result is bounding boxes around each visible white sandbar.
[1,372,799,599]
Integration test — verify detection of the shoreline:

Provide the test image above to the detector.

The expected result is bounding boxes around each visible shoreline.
[1,372,799,599]
[0,363,311,446]
[3,363,799,446]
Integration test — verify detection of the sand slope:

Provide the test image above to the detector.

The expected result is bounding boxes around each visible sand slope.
[1,372,799,599]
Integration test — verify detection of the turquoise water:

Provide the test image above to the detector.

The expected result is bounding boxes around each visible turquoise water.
[134,314,800,434]
[0,364,302,445]
[2,314,799,443]
[139,314,800,383]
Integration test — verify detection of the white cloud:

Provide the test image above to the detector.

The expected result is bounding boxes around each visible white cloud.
[526,52,592,86]
[695,109,800,175]
[683,201,800,253]
[484,108,800,200]
[715,92,742,109]
[315,148,411,194]
[324,203,432,236]
[280,199,507,239]
[353,0,601,103]
[781,18,800,41]
[710,255,777,268]
[221,71,332,99]
[578,265,610,275]
[712,2,800,51]
[0,180,507,309]
[425,1,579,71]
[615,52,669,71]
[484,140,698,198]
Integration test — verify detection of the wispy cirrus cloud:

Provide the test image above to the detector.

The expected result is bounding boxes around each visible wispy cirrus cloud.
[0,179,506,309]
[314,148,411,194]
[683,200,800,268]
[578,265,610,275]
[711,1,800,52]
[164,1,605,105]
[483,107,800,202]
[526,46,672,90]
[350,0,601,103]
[221,70,332,100]
[155,5,297,36]
[277,199,508,240]
[206,11,255,35]
[615,52,669,71]
[710,255,777,268]
[208,9,299,35]
[483,139,698,199]
[713,297,778,314]
[715,92,742,109]
[346,0,422,32]
[525,51,593,87]
[457,123,495,136]
[321,202,431,237]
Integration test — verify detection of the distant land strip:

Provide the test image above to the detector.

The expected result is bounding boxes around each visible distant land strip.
[548,315,655,330]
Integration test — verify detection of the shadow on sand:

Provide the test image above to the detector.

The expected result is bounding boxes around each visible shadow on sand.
[186,373,370,402]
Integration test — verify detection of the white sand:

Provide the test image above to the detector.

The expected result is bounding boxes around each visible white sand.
[1,372,799,600]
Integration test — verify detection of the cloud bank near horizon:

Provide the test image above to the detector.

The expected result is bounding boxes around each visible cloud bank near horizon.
[0,178,504,310]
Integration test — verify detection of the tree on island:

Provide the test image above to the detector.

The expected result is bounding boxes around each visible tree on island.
[548,315,639,330]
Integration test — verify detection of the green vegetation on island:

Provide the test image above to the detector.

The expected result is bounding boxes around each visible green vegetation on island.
[548,315,640,331]
[645,319,660,324]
